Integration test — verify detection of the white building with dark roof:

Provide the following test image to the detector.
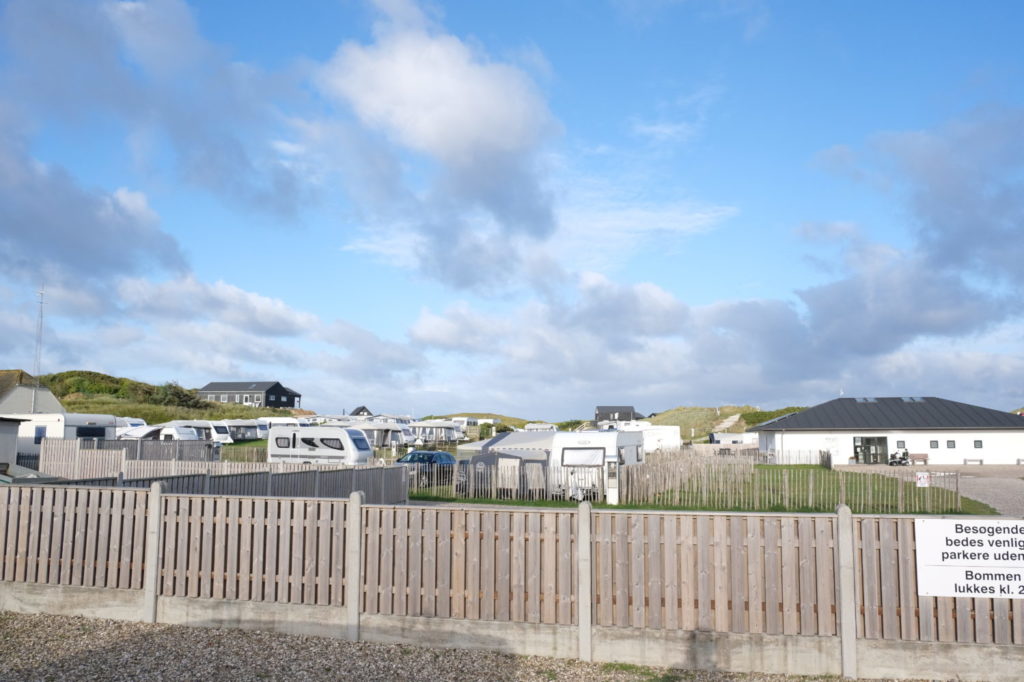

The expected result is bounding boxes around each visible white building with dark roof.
[749,397,1024,465]
[198,381,301,408]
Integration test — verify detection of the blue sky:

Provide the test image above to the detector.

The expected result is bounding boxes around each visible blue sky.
[2,0,1023,420]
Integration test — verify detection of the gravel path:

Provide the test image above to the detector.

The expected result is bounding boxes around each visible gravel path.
[0,612,910,682]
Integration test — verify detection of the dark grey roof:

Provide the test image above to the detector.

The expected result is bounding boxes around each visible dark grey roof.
[595,405,638,417]
[749,397,1024,432]
[199,381,282,392]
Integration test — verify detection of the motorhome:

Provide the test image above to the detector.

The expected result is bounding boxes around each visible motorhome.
[163,420,234,444]
[10,413,118,456]
[267,426,373,465]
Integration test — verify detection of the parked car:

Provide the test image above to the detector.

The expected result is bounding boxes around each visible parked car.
[396,450,457,486]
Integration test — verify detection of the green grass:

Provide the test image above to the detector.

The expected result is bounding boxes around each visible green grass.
[411,464,996,515]
[647,405,756,442]
[60,395,291,424]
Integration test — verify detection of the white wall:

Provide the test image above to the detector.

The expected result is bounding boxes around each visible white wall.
[0,420,20,465]
[760,430,1024,465]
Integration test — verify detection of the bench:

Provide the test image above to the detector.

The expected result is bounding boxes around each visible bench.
[962,458,983,465]
[908,453,928,465]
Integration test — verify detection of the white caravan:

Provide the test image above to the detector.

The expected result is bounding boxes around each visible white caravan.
[118,425,200,441]
[114,417,147,438]
[345,420,414,449]
[472,429,643,504]
[163,420,234,444]
[10,413,118,456]
[549,430,643,504]
[599,421,682,454]
[267,426,373,465]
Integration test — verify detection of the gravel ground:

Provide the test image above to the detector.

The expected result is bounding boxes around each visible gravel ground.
[0,612,908,682]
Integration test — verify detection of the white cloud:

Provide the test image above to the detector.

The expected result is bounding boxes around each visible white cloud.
[117,276,319,336]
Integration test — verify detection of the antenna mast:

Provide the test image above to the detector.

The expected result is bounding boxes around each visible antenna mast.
[31,286,45,413]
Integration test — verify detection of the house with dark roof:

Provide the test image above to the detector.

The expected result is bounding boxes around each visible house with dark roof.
[748,397,1024,465]
[595,405,641,422]
[0,370,64,414]
[349,405,373,417]
[198,382,301,409]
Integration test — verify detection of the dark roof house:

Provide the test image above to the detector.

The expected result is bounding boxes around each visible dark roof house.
[199,381,301,409]
[595,405,641,422]
[749,397,1024,432]
[350,406,373,417]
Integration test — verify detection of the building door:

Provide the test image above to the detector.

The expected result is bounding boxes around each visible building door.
[853,436,888,464]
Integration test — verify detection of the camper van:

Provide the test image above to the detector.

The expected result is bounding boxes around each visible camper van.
[11,412,118,456]
[267,426,373,465]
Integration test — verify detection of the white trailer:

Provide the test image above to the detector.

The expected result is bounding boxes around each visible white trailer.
[472,429,643,504]
[118,425,201,441]
[267,426,373,465]
[11,413,118,456]
[163,420,234,444]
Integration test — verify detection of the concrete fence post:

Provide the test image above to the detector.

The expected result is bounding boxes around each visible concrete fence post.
[143,482,165,623]
[577,501,593,662]
[346,491,365,642]
[835,504,858,679]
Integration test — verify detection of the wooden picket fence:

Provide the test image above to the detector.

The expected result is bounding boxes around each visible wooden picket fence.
[2,483,1019,646]
[620,455,960,514]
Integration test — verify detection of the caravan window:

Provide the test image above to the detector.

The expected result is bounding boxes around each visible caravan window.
[214,425,229,434]
[346,430,371,451]
[75,426,106,438]
[34,426,46,445]
[562,447,604,466]
[300,438,317,447]
[321,438,344,450]
[275,437,291,448]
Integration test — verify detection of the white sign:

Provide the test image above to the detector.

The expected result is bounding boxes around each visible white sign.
[915,519,1024,598]
[915,472,931,488]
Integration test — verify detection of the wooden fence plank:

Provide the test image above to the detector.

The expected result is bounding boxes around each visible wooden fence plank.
[780,517,799,635]
[630,514,646,628]
[277,499,293,603]
[393,508,409,616]
[647,515,663,630]
[511,512,526,622]
[747,516,764,635]
[481,512,496,621]
[663,515,679,631]
[993,599,1011,645]
[815,517,835,637]
[526,512,541,624]
[365,507,381,615]
[764,517,781,635]
[438,510,453,619]
[466,510,481,621]
[316,500,333,607]
[0,487,11,581]
[696,515,712,631]
[47,488,67,586]
[614,514,630,628]
[879,520,899,640]
[130,490,147,590]
[955,595,974,642]
[83,489,101,587]
[422,510,438,618]
[975,597,993,645]
[797,517,816,636]
[495,511,511,621]
[597,514,613,626]
[896,518,918,641]
[556,512,572,626]
[408,508,423,617]
[200,497,214,599]
[729,516,746,633]
[861,518,881,639]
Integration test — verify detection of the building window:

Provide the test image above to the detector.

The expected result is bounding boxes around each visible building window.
[929,440,938,448]
[974,440,983,449]
[896,440,905,449]
[947,440,956,449]
[221,394,227,402]
[254,396,262,406]
[243,394,251,405]
[269,395,276,402]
